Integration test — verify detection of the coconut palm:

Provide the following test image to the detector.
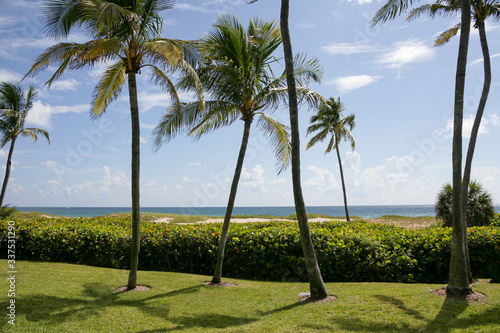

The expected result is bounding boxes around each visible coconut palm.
[153,13,325,285]
[408,0,499,283]
[436,181,495,227]
[371,0,473,297]
[0,82,50,209]
[25,0,203,290]
[279,0,329,299]
[306,97,355,222]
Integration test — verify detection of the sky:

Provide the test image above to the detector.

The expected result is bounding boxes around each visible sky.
[0,0,499,208]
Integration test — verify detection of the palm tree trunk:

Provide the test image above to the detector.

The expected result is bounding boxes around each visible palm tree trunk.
[211,120,252,284]
[0,138,16,208]
[448,0,472,298]
[127,71,141,290]
[460,19,491,283]
[335,137,350,222]
[280,0,328,300]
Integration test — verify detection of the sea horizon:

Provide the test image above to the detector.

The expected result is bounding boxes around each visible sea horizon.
[16,204,500,219]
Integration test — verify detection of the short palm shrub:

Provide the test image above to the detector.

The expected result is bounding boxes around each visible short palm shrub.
[436,181,496,227]
[0,205,17,220]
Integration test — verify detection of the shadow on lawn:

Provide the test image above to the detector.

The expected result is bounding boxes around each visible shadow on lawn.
[6,282,259,332]
[5,283,202,329]
[304,294,500,332]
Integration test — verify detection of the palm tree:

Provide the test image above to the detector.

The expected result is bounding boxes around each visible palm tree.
[280,0,328,299]
[306,97,355,222]
[25,0,203,290]
[0,81,50,209]
[408,0,499,284]
[371,0,473,297]
[153,13,325,285]
[436,181,496,227]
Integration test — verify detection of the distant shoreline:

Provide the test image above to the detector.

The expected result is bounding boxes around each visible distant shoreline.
[13,204,485,219]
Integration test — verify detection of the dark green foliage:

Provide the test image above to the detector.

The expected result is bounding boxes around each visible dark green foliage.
[0,205,17,220]
[436,181,496,227]
[1,217,498,283]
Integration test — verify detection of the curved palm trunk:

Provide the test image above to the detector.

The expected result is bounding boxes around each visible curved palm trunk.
[280,0,328,300]
[448,0,472,298]
[335,137,350,222]
[0,138,16,208]
[460,19,491,283]
[127,71,141,290]
[211,120,252,284]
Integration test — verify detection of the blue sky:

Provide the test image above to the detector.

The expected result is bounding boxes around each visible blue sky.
[1,0,499,208]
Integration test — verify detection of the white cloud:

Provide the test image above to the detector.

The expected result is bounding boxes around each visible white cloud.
[0,68,21,82]
[342,0,374,4]
[321,42,377,56]
[378,39,435,69]
[188,162,202,166]
[305,152,441,205]
[41,160,56,168]
[442,114,500,138]
[305,165,340,191]
[241,164,266,192]
[50,79,80,91]
[140,123,156,130]
[297,23,317,29]
[182,176,198,182]
[27,101,89,128]
[328,75,380,93]
[469,53,500,66]
[64,166,129,202]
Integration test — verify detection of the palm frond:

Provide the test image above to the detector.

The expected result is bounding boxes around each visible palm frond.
[83,0,137,37]
[257,113,291,174]
[435,23,461,46]
[42,0,86,39]
[371,0,419,26]
[292,53,323,86]
[407,3,458,20]
[142,38,183,68]
[152,101,202,149]
[188,102,239,138]
[84,37,124,60]
[91,61,126,118]
[148,64,181,111]
[20,128,51,144]
[306,127,329,150]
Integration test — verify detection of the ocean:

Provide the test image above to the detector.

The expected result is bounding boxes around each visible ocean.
[17,205,500,219]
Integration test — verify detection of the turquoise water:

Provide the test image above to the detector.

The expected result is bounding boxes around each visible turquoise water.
[17,205,491,218]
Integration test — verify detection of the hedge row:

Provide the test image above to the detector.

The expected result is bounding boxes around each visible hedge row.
[1,217,499,283]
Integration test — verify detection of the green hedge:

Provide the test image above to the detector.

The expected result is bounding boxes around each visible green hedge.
[1,217,498,283]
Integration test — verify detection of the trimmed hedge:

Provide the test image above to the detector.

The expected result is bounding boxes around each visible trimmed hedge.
[1,217,498,283]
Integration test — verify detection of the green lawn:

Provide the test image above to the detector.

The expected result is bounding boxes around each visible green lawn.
[1,260,499,332]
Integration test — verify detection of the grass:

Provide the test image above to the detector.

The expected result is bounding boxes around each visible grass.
[1,260,499,332]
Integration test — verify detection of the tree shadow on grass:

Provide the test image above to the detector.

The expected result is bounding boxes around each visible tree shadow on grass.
[2,283,203,330]
[137,314,258,332]
[305,293,500,332]
[5,282,259,332]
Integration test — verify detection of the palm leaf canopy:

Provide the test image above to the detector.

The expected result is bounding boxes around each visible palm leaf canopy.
[154,14,325,172]
[0,81,50,147]
[306,97,355,153]
[374,0,500,43]
[26,0,202,118]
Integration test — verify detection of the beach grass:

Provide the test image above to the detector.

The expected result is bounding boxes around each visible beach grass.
[1,260,499,332]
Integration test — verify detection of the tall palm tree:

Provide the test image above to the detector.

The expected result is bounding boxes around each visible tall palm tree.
[371,0,473,297]
[306,97,355,222]
[280,0,328,299]
[0,81,50,209]
[409,0,499,287]
[153,13,325,285]
[25,0,203,290]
